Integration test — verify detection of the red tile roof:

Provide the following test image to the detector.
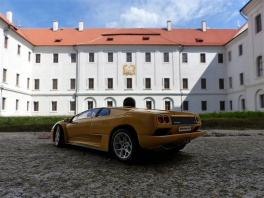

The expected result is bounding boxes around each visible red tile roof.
[1,13,240,46]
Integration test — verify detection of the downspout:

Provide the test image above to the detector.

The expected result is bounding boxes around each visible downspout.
[73,45,79,115]
[178,45,185,111]
[0,86,3,115]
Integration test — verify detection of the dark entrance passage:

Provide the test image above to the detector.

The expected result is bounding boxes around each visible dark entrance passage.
[123,97,136,107]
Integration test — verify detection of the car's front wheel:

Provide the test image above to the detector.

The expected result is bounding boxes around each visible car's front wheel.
[111,129,138,162]
[54,125,65,147]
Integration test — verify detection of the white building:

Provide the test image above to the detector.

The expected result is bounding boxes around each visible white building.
[0,0,263,116]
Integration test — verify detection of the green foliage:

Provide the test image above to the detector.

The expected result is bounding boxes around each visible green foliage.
[200,111,264,119]
[0,116,68,126]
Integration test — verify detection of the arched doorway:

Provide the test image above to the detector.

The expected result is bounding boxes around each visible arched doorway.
[123,97,136,107]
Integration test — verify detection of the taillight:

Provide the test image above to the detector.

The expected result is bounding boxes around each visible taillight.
[157,115,164,124]
[164,115,170,123]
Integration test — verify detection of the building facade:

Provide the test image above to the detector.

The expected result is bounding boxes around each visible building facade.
[0,0,263,116]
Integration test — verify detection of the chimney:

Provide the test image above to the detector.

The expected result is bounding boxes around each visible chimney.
[78,20,84,32]
[201,20,206,32]
[167,20,171,32]
[53,20,58,31]
[6,10,12,23]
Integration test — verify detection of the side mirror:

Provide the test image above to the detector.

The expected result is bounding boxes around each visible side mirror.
[63,118,70,123]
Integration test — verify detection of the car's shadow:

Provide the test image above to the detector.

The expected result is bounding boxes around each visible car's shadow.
[61,144,194,166]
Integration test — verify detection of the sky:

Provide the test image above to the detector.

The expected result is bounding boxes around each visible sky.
[0,0,248,29]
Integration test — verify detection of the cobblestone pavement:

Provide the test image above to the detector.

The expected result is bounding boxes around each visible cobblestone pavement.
[0,131,264,198]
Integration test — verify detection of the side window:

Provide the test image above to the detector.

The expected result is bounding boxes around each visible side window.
[97,108,110,117]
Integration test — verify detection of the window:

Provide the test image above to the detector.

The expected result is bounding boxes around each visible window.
[107,101,113,107]
[218,53,223,63]
[36,54,41,63]
[89,53,94,62]
[27,101,30,111]
[108,53,113,62]
[164,78,170,89]
[88,101,93,109]
[33,102,39,111]
[16,99,19,111]
[182,53,188,63]
[256,14,262,33]
[70,79,76,89]
[200,53,206,63]
[146,101,152,109]
[16,74,20,86]
[165,101,171,110]
[70,101,75,111]
[2,97,6,110]
[229,77,233,89]
[34,79,39,90]
[3,69,7,82]
[201,101,207,111]
[229,100,233,111]
[240,73,244,85]
[228,51,231,62]
[220,101,225,111]
[4,36,8,48]
[145,78,151,89]
[163,52,169,62]
[17,45,21,55]
[182,78,188,89]
[107,78,113,89]
[145,52,151,62]
[257,56,263,77]
[52,101,57,111]
[219,79,224,89]
[126,78,132,89]
[183,101,189,111]
[28,52,31,62]
[53,53,58,63]
[239,44,243,56]
[71,53,76,63]
[241,99,246,110]
[27,78,30,89]
[201,78,206,89]
[126,53,132,62]
[52,79,58,90]
[88,78,94,89]
[260,94,264,108]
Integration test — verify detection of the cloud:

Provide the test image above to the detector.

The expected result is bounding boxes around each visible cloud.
[104,0,246,28]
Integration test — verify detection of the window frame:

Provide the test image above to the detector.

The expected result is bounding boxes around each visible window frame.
[219,78,224,90]
[145,78,151,89]
[70,79,76,90]
[218,53,223,63]
[35,54,41,63]
[182,53,188,63]
[71,53,76,63]
[200,53,206,63]
[145,52,151,62]
[52,79,58,90]
[108,52,113,62]
[126,78,132,89]
[126,52,132,62]
[201,78,206,89]
[256,14,262,34]
[163,52,169,63]
[107,78,113,89]
[257,56,263,77]
[53,53,59,63]
[89,53,95,63]
[88,78,94,89]
[182,78,188,89]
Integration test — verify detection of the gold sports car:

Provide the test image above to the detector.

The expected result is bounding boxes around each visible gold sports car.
[51,107,204,162]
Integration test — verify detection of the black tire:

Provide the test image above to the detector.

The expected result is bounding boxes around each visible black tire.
[111,128,138,162]
[160,142,186,152]
[54,125,65,147]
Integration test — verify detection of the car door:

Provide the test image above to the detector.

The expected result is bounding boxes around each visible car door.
[66,109,100,143]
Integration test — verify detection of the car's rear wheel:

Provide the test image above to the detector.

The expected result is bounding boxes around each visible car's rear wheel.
[54,125,65,147]
[111,129,138,162]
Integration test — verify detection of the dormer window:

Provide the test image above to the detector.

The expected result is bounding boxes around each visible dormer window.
[54,39,62,42]
[195,38,203,42]
[107,37,114,41]
[143,36,149,40]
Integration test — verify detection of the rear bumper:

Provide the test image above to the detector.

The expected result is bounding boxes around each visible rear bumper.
[138,131,204,149]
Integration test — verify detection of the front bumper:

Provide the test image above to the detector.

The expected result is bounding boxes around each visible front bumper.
[138,131,204,149]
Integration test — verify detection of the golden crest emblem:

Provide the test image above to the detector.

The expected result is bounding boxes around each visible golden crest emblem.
[123,64,136,76]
